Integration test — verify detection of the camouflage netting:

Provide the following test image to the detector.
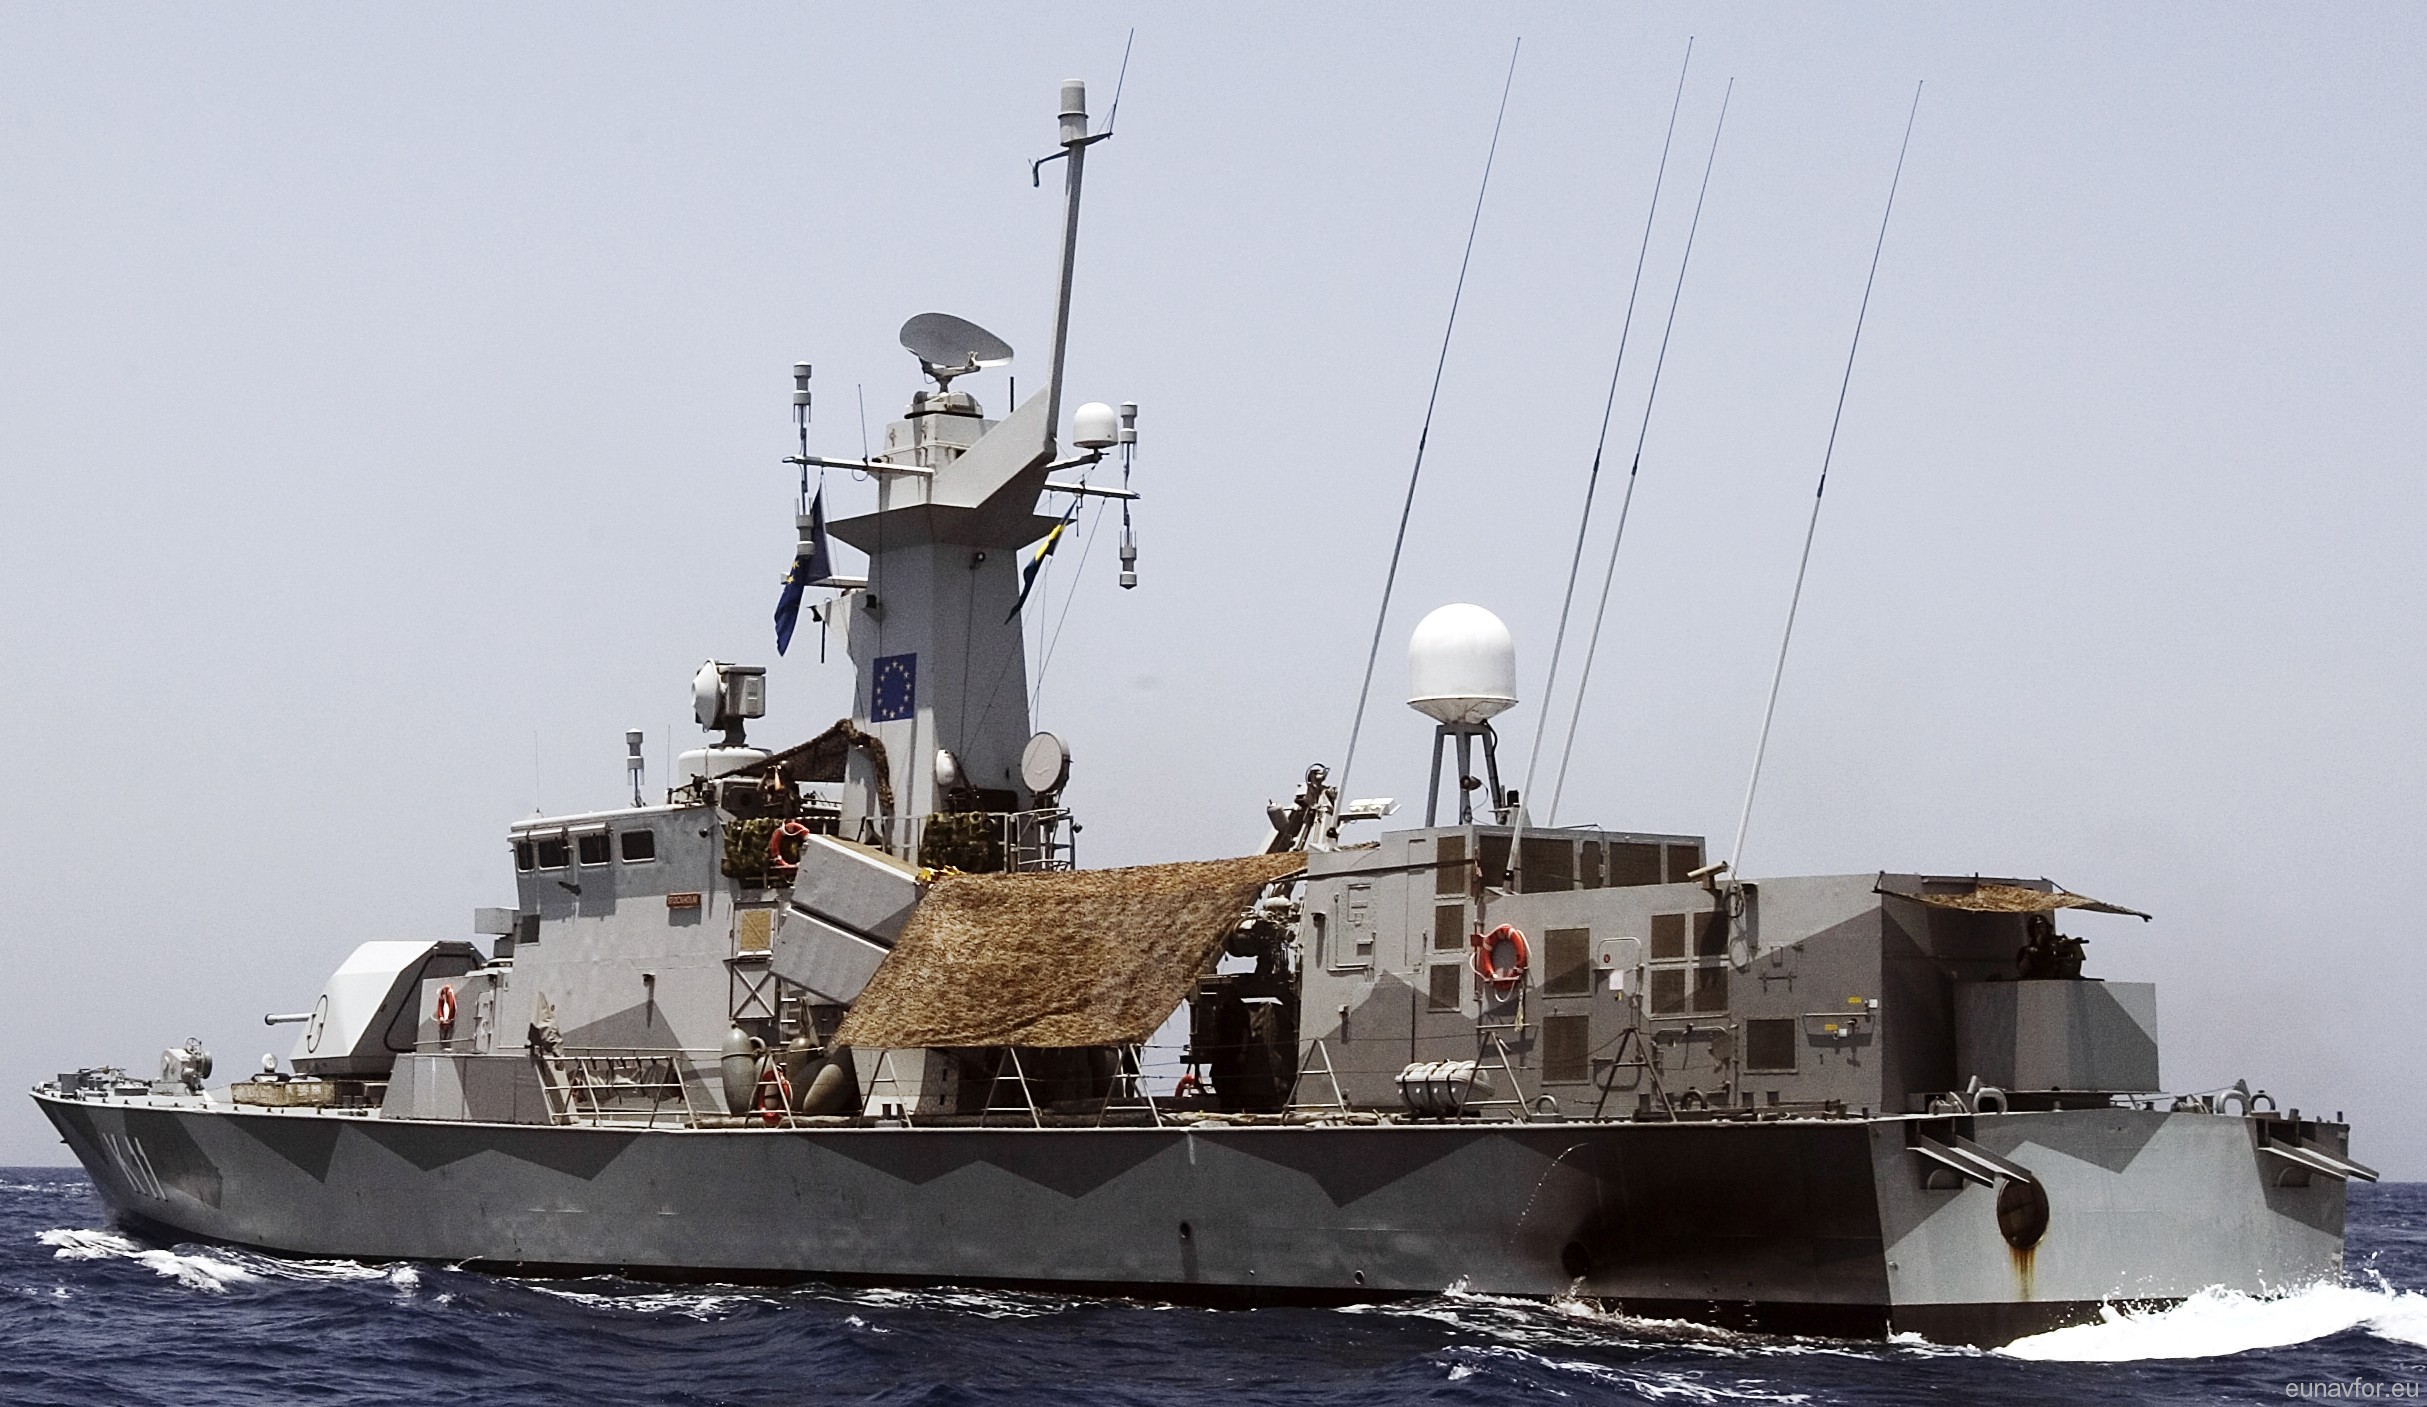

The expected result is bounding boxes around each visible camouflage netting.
[835,852,1307,1049]
[919,811,1005,875]
[1874,875,2151,920]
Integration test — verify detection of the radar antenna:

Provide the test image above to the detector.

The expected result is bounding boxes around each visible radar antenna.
[899,312,1013,391]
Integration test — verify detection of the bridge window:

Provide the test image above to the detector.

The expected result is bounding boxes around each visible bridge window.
[620,829,657,863]
[533,837,570,870]
[576,833,611,866]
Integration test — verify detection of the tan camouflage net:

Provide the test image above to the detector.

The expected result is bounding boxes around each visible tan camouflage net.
[1874,875,2151,920]
[834,851,1307,1049]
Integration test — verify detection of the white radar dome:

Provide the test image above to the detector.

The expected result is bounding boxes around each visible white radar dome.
[1407,603,1517,725]
[1072,401,1118,449]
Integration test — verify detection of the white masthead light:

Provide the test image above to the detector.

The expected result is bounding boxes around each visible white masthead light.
[1407,603,1517,725]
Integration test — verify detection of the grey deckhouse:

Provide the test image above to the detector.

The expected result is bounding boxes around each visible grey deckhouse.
[32,79,2372,1349]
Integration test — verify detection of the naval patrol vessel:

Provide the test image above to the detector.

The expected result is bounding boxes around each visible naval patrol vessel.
[32,79,2375,1346]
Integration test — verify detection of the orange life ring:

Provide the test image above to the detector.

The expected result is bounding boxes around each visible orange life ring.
[1471,924,1529,990]
[434,984,458,1031]
[769,818,814,875]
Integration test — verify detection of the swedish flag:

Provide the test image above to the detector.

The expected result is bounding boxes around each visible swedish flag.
[773,487,833,656]
[1005,500,1080,622]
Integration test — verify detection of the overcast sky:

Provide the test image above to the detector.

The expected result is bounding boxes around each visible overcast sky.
[3,5,2421,1173]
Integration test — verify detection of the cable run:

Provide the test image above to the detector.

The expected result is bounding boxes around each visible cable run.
[1332,39,1521,831]
[1548,78,1735,824]
[1728,81,1924,876]
[1518,37,1694,831]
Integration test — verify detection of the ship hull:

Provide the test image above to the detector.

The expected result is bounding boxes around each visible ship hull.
[33,1093,2346,1346]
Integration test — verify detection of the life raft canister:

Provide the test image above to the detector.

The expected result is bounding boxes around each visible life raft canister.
[1470,924,1529,990]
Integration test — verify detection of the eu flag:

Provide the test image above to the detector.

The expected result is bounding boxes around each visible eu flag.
[871,653,916,722]
[774,488,834,656]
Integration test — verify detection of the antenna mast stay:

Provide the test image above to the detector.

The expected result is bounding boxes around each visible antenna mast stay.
[1728,81,1924,878]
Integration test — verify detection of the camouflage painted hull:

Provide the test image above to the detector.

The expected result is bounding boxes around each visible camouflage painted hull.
[34,1093,2348,1345]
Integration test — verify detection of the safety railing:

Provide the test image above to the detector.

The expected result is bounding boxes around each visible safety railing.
[544,1046,719,1128]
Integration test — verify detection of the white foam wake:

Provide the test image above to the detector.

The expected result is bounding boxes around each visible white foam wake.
[39,1228,259,1293]
[2000,1280,2427,1361]
[37,1228,416,1295]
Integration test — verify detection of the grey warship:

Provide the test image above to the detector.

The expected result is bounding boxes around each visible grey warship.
[31,80,2375,1347]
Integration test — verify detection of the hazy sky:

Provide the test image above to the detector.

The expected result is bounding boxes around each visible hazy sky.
[3,6,2421,1173]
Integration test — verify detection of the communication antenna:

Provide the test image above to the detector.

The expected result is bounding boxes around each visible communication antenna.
[1116,401,1139,587]
[1729,82,1924,879]
[1513,38,1693,862]
[1333,38,1522,832]
[791,360,812,454]
[1546,77,1735,825]
[625,728,646,807]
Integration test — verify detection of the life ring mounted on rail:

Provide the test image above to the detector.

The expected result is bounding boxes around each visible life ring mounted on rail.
[769,818,815,877]
[433,984,458,1032]
[1470,924,1529,992]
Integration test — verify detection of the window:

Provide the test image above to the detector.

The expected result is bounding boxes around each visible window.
[1664,842,1705,883]
[1745,1018,1796,1073]
[515,841,535,872]
[576,833,611,867]
[1543,928,1592,996]
[1428,963,1463,1012]
[1434,903,1467,952]
[1648,910,1729,1016]
[620,829,657,863]
[533,837,570,870]
[1579,843,1604,890]
[1543,1014,1591,1083]
[1611,842,1662,887]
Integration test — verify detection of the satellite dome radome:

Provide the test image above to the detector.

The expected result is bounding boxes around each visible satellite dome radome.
[1407,603,1517,725]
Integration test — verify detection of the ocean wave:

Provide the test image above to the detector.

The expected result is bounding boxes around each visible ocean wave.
[36,1228,419,1296]
[1437,1343,1814,1402]
[39,1228,258,1293]
[525,1282,774,1319]
[2000,1278,2427,1361]
[841,1284,1093,1319]
[1355,1288,1881,1361]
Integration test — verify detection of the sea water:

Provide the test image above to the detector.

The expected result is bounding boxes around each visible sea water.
[3,1170,2421,1405]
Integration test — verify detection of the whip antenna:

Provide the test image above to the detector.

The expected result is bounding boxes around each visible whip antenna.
[1516,38,1694,839]
[1729,81,1923,877]
[1547,78,1733,824]
[1331,39,1522,832]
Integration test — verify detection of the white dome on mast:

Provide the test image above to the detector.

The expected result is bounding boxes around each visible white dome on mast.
[1407,603,1517,726]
